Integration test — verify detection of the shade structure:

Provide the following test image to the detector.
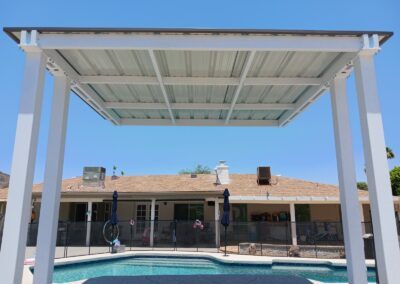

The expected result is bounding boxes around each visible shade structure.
[3,27,392,127]
[1,27,400,284]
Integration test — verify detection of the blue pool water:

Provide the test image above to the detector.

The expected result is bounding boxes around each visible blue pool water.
[50,256,376,283]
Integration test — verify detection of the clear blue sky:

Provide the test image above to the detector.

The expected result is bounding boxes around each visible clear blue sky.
[0,0,399,185]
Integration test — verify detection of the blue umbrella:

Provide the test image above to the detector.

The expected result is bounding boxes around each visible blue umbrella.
[111,191,118,225]
[221,188,230,256]
[110,191,119,248]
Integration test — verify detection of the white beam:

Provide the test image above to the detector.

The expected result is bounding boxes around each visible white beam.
[33,75,70,284]
[148,50,175,123]
[43,49,120,125]
[330,76,368,284]
[354,53,400,284]
[289,203,297,246]
[86,201,93,246]
[36,32,364,52]
[165,77,239,86]
[79,75,321,86]
[104,102,295,111]
[278,52,357,126]
[225,51,256,124]
[149,198,156,247]
[214,199,220,248]
[120,118,279,127]
[80,75,159,85]
[0,51,46,284]
[243,77,322,86]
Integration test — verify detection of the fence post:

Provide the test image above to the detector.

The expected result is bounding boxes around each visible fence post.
[314,227,318,259]
[88,221,91,256]
[286,221,289,257]
[196,226,199,252]
[130,222,133,251]
[174,220,177,251]
[64,222,68,258]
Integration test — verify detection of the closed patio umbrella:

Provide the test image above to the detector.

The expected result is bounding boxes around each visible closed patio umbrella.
[221,188,230,256]
[111,190,118,226]
[102,191,120,248]
[111,191,119,245]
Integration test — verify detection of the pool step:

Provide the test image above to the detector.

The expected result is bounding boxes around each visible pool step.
[117,258,216,270]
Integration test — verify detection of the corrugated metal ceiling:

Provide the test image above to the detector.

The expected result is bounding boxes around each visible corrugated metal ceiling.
[7,27,385,126]
[56,49,345,123]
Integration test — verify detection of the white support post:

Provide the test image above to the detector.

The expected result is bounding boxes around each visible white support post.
[33,74,70,284]
[331,76,368,284]
[214,199,220,248]
[86,201,93,246]
[0,51,46,284]
[354,53,400,284]
[289,203,297,246]
[149,199,156,247]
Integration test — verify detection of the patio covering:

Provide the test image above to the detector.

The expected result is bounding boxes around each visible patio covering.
[1,27,399,284]
[4,27,392,127]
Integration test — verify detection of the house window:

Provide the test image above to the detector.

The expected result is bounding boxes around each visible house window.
[104,202,111,221]
[92,203,98,222]
[232,204,247,222]
[295,204,311,222]
[174,204,204,221]
[136,204,159,233]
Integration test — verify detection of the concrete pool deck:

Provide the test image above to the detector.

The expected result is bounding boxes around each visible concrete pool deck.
[22,250,376,284]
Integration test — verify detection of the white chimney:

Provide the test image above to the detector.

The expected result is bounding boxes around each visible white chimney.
[215,160,230,185]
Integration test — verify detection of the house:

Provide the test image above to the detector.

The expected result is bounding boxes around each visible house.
[0,161,399,248]
[0,171,10,189]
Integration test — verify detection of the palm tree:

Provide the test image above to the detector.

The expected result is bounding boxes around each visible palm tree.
[359,147,395,189]
[386,147,395,159]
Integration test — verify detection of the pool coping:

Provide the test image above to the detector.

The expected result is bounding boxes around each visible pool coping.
[23,251,376,284]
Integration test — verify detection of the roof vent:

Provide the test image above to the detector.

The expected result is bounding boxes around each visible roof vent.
[257,166,271,185]
[82,167,106,187]
[215,160,230,185]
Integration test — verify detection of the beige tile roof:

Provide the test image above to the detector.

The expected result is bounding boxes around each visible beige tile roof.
[0,174,369,201]
[0,171,10,189]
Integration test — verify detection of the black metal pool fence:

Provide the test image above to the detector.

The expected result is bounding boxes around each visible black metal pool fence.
[0,218,399,259]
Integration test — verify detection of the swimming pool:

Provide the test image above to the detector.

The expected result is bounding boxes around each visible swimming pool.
[49,256,376,283]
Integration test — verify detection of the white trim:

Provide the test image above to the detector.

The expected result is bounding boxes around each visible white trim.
[244,77,322,86]
[35,32,365,52]
[229,196,341,202]
[79,75,321,86]
[104,102,295,111]
[120,118,279,127]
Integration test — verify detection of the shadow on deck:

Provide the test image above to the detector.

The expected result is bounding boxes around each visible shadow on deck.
[83,275,312,284]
